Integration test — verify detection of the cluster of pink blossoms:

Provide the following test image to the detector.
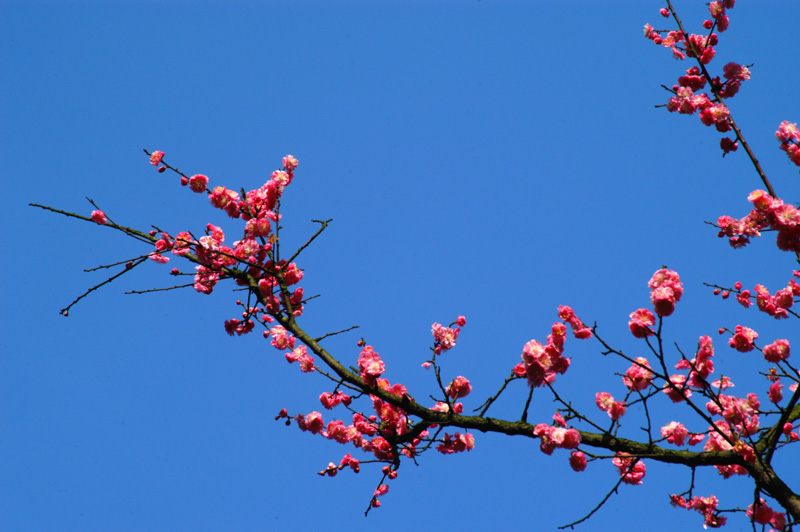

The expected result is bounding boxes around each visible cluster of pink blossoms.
[532,423,580,456]
[648,268,683,317]
[776,121,800,170]
[660,421,704,447]
[611,453,646,485]
[722,277,800,320]
[139,153,310,344]
[516,306,591,388]
[430,316,465,355]
[595,392,626,421]
[670,494,727,528]
[627,268,682,341]
[718,189,800,252]
[644,2,752,155]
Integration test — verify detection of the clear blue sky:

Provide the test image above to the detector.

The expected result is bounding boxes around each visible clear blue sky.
[3,2,800,530]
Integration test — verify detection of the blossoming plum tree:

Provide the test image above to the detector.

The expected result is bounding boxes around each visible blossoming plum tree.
[32,1,800,529]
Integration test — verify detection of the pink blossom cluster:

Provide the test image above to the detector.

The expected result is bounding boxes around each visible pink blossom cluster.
[285,345,315,372]
[224,317,254,336]
[519,325,569,388]
[622,357,654,391]
[445,376,472,399]
[746,498,786,530]
[675,335,715,387]
[776,121,800,170]
[595,392,626,421]
[357,345,386,386]
[706,392,760,436]
[144,152,306,324]
[532,423,580,455]
[648,268,683,317]
[436,432,475,454]
[320,391,352,410]
[718,190,800,252]
[763,339,790,363]
[269,325,296,350]
[723,276,800,319]
[728,325,757,352]
[703,420,751,477]
[370,379,411,438]
[670,494,727,528]
[660,422,704,447]
[645,3,752,154]
[517,306,592,388]
[431,317,464,355]
[611,453,646,485]
[557,305,592,339]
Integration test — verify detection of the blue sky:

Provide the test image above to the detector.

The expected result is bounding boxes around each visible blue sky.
[3,1,800,530]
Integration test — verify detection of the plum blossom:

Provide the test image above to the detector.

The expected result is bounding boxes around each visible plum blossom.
[533,424,581,455]
[595,392,627,420]
[569,451,587,472]
[648,268,683,316]
[728,325,758,352]
[663,374,692,402]
[446,376,472,399]
[763,339,790,363]
[91,210,107,225]
[431,322,460,353]
[188,174,209,193]
[628,308,655,338]
[622,357,653,391]
[149,150,164,165]
[660,421,689,446]
[357,346,385,386]
[612,453,646,485]
[436,432,475,454]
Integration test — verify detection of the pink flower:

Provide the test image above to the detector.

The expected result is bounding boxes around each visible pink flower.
[746,498,776,526]
[456,315,467,327]
[188,174,209,193]
[285,345,315,372]
[622,357,653,391]
[648,268,682,316]
[340,453,360,473]
[663,374,691,402]
[686,494,727,528]
[711,376,734,389]
[595,392,626,420]
[763,339,790,362]
[569,451,587,472]
[660,421,689,446]
[431,322,460,352]
[521,335,570,387]
[271,170,292,187]
[357,346,385,386]
[91,210,107,225]
[728,325,758,352]
[533,424,581,455]
[208,186,241,218]
[298,411,324,434]
[269,325,296,350]
[612,453,646,485]
[149,150,165,166]
[768,380,783,404]
[628,308,655,338]
[282,154,299,171]
[446,376,472,399]
[436,432,475,454]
